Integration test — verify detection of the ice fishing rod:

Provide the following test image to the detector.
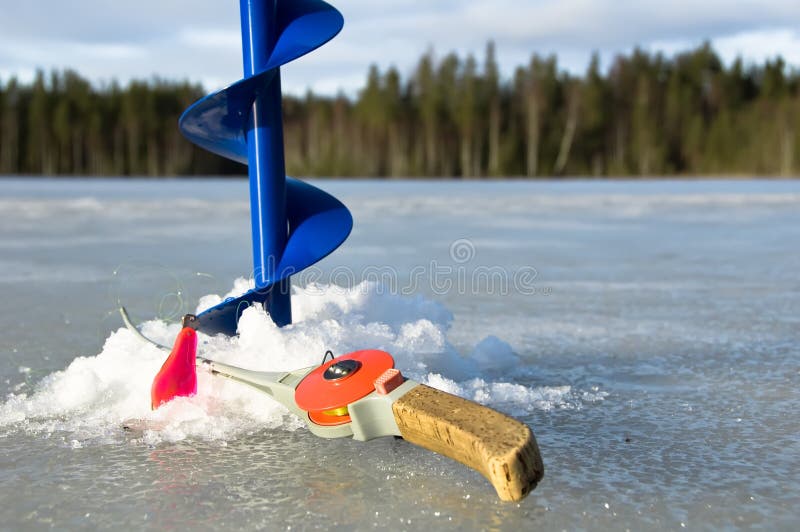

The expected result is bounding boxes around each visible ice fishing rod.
[121,308,544,501]
[179,0,352,335]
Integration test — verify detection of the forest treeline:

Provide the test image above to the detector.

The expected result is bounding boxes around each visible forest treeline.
[1,42,798,178]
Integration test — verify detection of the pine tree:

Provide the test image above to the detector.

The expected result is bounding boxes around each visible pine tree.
[0,77,20,173]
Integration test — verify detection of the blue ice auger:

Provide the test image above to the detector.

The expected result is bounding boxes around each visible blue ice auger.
[179,0,352,335]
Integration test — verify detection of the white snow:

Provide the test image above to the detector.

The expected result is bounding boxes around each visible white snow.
[0,280,593,444]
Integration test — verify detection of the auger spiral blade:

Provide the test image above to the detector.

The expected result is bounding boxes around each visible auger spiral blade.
[179,0,351,335]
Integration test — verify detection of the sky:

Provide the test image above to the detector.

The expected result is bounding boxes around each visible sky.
[0,0,798,96]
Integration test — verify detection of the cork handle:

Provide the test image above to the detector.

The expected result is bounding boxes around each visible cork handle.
[391,384,544,501]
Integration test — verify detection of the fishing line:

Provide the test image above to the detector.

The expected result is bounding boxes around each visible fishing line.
[107,260,187,325]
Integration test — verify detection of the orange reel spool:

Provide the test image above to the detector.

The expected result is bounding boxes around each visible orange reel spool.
[295,350,394,426]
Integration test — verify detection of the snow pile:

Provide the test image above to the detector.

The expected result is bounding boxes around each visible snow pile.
[0,281,598,444]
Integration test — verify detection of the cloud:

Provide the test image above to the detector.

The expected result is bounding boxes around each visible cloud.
[715,28,800,66]
[0,0,798,95]
[177,29,240,50]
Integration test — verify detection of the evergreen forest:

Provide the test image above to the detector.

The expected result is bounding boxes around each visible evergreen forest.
[0,43,798,178]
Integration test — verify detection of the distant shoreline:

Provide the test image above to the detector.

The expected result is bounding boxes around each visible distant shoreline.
[1,174,798,181]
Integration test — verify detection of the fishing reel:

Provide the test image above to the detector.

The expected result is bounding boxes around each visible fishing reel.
[295,349,404,426]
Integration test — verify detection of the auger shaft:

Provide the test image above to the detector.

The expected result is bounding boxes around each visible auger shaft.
[240,0,291,326]
[179,0,350,336]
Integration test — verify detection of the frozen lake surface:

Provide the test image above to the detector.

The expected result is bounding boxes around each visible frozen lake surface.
[1,178,799,529]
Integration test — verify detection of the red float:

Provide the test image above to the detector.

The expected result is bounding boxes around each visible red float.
[151,326,198,409]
